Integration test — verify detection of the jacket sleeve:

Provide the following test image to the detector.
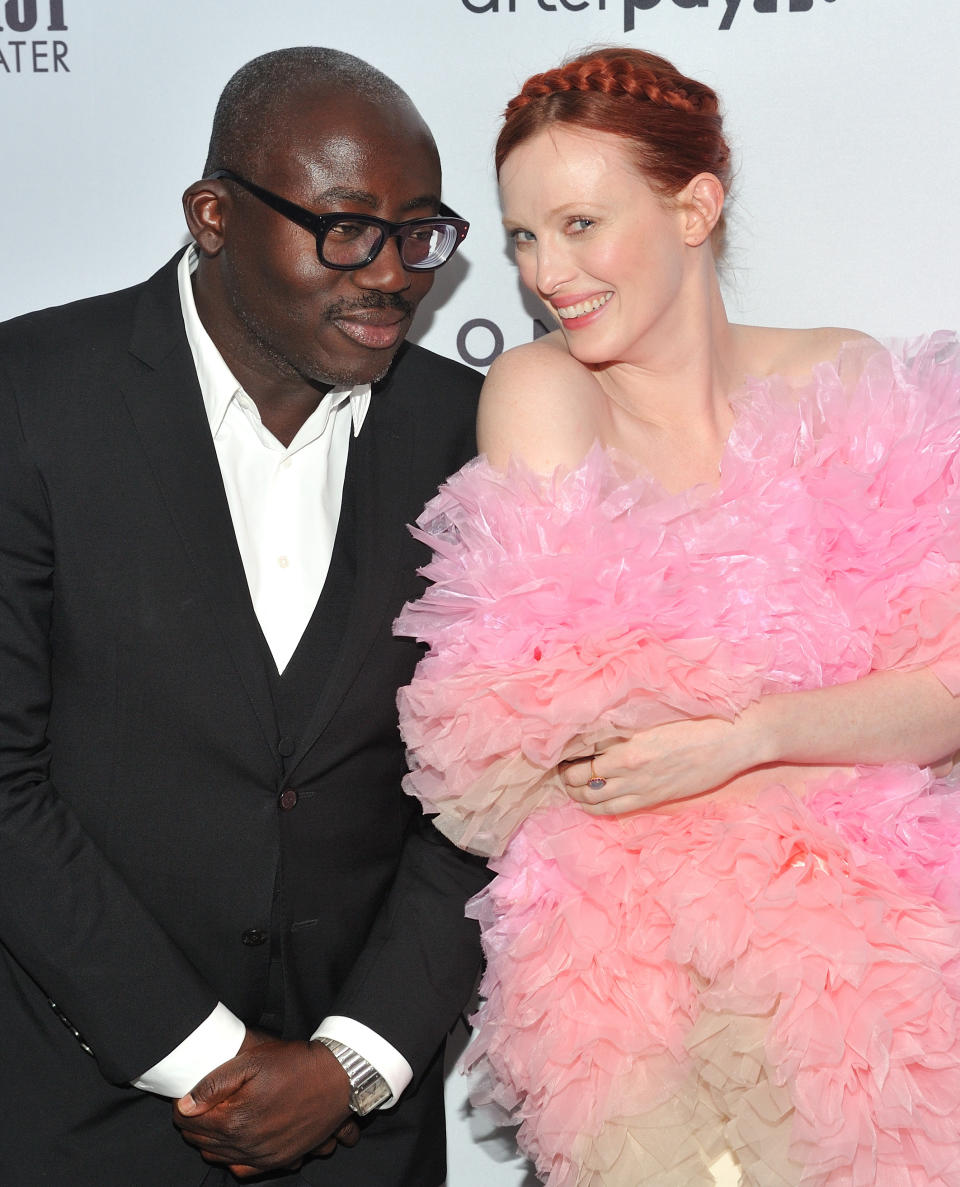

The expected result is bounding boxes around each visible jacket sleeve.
[0,370,219,1085]
[329,808,489,1086]
[325,350,489,1086]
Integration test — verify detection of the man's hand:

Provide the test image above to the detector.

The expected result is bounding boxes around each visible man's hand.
[173,1032,359,1178]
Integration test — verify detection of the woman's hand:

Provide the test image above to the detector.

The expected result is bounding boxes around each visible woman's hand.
[562,716,764,815]
[562,669,960,817]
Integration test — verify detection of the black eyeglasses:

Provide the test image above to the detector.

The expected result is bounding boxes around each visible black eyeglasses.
[208,169,469,272]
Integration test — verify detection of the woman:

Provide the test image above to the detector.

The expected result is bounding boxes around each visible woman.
[396,48,960,1185]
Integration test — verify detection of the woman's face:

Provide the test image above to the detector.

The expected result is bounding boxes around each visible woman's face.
[499,125,694,367]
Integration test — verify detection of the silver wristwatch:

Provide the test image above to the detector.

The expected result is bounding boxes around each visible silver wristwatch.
[316,1037,391,1116]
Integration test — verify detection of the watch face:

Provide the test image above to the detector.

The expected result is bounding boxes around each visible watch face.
[351,1075,391,1116]
[316,1037,390,1114]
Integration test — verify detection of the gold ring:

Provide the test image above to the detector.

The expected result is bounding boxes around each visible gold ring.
[587,757,606,791]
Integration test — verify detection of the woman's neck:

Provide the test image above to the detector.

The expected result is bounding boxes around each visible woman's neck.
[591,274,746,490]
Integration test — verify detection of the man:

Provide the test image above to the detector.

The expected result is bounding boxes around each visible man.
[0,47,486,1185]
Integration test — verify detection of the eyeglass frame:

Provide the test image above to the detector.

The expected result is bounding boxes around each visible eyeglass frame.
[207,169,470,273]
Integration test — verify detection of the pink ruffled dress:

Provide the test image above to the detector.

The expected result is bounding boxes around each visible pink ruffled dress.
[395,335,960,1185]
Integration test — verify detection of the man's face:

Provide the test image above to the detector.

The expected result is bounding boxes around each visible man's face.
[203,90,441,390]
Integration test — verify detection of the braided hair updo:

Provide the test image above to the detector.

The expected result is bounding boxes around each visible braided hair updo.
[496,47,732,248]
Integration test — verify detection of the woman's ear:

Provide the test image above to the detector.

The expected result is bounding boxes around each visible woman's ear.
[680,172,724,247]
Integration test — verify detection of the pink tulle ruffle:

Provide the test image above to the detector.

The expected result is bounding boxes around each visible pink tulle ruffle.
[395,334,960,1182]
[397,334,960,857]
[466,792,960,1185]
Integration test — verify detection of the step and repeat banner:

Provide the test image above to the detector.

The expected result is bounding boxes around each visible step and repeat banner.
[3,2,958,1184]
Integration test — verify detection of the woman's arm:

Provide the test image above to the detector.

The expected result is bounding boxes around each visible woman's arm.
[564,668,960,814]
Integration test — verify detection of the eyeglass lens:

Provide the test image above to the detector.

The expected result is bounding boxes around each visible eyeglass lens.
[321,219,461,271]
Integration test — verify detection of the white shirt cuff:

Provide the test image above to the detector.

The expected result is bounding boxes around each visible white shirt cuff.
[313,1016,412,1107]
[131,1002,246,1097]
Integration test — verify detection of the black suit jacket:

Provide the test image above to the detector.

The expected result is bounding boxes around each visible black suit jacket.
[0,254,487,1185]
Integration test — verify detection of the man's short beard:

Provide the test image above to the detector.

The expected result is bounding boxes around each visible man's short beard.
[237,306,401,389]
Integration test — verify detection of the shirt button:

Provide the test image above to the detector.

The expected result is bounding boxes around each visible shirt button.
[241,929,268,947]
[277,556,290,569]
[279,787,298,811]
[278,737,295,757]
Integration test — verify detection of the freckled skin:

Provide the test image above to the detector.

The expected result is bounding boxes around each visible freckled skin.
[499,126,694,373]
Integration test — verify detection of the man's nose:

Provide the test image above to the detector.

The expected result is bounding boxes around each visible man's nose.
[352,234,413,293]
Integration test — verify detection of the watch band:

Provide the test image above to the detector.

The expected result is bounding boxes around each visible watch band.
[316,1037,391,1116]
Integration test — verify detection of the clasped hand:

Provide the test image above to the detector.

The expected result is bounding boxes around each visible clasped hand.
[173,1029,359,1178]
[562,716,760,815]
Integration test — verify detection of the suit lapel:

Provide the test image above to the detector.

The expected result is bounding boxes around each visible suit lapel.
[119,258,281,769]
[285,372,415,774]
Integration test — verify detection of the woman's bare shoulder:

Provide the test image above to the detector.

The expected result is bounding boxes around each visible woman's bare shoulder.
[734,324,881,386]
[482,332,589,389]
[477,333,601,473]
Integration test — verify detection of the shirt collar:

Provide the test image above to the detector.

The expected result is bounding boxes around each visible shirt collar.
[176,244,371,440]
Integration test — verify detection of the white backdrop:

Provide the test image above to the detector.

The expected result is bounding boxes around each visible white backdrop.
[3,2,959,1184]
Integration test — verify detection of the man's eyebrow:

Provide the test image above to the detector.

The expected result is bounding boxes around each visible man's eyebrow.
[312,187,443,215]
[313,187,379,208]
[400,193,443,215]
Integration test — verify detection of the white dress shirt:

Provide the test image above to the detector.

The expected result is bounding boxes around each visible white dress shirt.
[131,246,411,1104]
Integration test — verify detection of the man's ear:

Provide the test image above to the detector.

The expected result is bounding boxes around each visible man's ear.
[182,181,228,258]
[680,172,724,248]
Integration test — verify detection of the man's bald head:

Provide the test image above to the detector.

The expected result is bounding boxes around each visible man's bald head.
[202,47,429,178]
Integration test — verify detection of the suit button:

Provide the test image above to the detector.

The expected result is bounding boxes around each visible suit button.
[278,737,295,757]
[241,929,268,947]
[279,787,298,811]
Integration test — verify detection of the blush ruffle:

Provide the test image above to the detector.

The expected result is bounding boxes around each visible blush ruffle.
[397,333,960,859]
[467,792,960,1186]
[395,334,960,1183]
